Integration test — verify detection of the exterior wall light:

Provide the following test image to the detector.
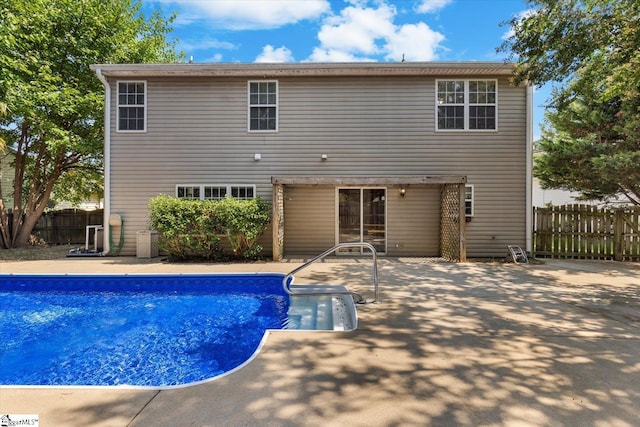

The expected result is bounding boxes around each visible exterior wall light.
[400,186,406,197]
[321,154,328,160]
[254,153,261,161]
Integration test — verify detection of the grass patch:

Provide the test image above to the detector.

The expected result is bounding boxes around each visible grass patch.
[0,245,76,261]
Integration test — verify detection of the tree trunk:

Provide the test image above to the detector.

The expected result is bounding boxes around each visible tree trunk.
[13,216,35,247]
[0,200,9,249]
[10,194,53,248]
[0,170,9,248]
[11,172,57,247]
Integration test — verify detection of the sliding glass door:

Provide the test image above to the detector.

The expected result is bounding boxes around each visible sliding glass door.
[338,188,386,254]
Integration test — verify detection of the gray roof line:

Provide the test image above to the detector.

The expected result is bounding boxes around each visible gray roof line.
[90,61,515,78]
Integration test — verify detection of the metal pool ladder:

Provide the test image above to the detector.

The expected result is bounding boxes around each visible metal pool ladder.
[283,242,379,304]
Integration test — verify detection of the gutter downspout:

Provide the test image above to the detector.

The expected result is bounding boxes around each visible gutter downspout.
[525,84,534,254]
[94,68,111,255]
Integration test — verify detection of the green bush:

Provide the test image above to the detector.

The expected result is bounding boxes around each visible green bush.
[148,195,270,261]
[215,196,270,259]
[148,195,223,261]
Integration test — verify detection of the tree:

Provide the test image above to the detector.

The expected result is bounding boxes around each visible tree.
[500,0,640,205]
[0,0,182,248]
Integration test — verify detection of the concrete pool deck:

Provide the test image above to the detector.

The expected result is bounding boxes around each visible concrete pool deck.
[1,257,639,426]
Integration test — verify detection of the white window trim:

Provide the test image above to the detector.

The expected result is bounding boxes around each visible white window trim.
[175,184,201,200]
[116,80,147,133]
[229,184,256,199]
[435,79,498,132]
[203,185,228,200]
[247,80,279,133]
[465,184,475,217]
[175,184,257,200]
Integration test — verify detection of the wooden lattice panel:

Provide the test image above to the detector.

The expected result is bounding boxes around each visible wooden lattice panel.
[440,184,461,261]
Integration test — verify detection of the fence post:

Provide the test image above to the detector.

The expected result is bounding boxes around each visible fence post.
[614,208,623,261]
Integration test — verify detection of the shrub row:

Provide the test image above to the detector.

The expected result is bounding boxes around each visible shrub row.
[148,195,270,261]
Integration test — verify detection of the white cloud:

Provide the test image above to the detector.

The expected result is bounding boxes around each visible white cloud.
[179,38,237,52]
[176,36,237,63]
[201,53,224,63]
[414,0,453,14]
[384,22,445,61]
[316,3,396,55]
[308,47,373,62]
[173,0,331,30]
[171,11,197,27]
[307,1,445,62]
[255,45,295,63]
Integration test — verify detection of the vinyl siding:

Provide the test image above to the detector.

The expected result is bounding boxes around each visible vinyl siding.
[107,74,527,257]
[387,185,440,256]
[284,184,439,256]
[0,151,14,209]
[284,185,335,254]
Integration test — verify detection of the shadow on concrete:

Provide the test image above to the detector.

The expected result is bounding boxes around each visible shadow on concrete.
[122,260,640,426]
[5,259,638,426]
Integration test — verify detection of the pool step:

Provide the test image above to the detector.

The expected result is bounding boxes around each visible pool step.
[287,295,333,330]
[286,285,358,331]
[286,295,357,331]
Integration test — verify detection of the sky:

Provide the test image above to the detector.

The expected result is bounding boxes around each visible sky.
[141,0,549,138]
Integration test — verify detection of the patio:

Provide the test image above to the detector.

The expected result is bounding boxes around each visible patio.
[1,257,639,426]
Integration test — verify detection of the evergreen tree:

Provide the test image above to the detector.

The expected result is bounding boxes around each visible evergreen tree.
[501,0,640,205]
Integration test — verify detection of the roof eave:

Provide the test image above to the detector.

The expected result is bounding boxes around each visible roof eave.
[90,62,516,78]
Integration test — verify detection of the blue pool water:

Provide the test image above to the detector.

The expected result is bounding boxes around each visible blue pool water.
[0,274,290,387]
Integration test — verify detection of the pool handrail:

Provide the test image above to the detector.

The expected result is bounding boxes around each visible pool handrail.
[283,242,379,304]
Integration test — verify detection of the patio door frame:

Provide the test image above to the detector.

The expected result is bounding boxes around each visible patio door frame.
[335,186,387,255]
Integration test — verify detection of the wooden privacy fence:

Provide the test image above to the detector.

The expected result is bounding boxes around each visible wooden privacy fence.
[534,205,640,261]
[31,209,104,245]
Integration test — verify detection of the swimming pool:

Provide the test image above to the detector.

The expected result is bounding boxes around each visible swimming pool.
[0,273,357,388]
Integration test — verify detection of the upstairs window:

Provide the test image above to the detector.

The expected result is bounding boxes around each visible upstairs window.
[437,80,496,131]
[248,81,277,132]
[468,81,497,130]
[436,80,465,130]
[117,81,146,132]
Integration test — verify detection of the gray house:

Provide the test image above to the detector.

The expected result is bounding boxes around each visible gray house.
[0,148,14,211]
[91,62,533,260]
